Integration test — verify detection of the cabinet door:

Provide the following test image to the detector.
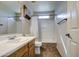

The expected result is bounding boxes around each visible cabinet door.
[23,44,29,57]
[23,50,29,57]
[15,45,28,57]
[8,44,29,57]
[29,40,35,57]
[29,46,35,57]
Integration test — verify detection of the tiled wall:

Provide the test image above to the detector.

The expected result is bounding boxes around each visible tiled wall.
[30,16,56,43]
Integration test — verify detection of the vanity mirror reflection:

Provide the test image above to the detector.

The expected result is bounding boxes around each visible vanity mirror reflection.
[0,1,35,57]
[0,1,31,35]
[0,2,21,35]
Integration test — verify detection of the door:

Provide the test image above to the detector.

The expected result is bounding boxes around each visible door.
[67,1,79,56]
[70,41,78,57]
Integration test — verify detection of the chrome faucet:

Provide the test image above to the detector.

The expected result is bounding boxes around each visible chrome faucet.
[9,36,16,40]
[22,34,26,36]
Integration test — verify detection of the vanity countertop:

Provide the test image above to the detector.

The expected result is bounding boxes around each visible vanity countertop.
[0,36,36,57]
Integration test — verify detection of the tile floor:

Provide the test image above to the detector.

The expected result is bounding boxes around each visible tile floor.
[35,43,61,57]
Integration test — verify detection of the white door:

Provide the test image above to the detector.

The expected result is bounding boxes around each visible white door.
[67,1,79,57]
[70,41,78,57]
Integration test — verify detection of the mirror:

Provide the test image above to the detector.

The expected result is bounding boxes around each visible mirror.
[0,1,20,35]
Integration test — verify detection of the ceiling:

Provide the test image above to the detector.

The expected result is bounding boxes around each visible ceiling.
[0,1,57,16]
[32,1,56,12]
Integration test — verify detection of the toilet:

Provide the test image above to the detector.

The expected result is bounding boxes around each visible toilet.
[35,41,42,55]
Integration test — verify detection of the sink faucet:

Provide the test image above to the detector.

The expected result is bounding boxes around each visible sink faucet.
[22,34,26,36]
[9,36,16,40]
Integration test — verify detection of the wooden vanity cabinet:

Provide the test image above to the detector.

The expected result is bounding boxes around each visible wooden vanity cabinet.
[8,39,35,57]
[15,44,29,57]
[29,39,35,57]
[8,43,29,57]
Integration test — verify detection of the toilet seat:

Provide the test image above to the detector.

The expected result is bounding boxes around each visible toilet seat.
[35,41,42,47]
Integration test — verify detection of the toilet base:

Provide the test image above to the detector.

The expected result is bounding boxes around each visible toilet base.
[35,41,42,54]
[35,46,41,54]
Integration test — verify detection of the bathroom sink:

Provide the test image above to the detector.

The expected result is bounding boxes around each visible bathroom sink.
[7,39,20,43]
[7,37,28,43]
